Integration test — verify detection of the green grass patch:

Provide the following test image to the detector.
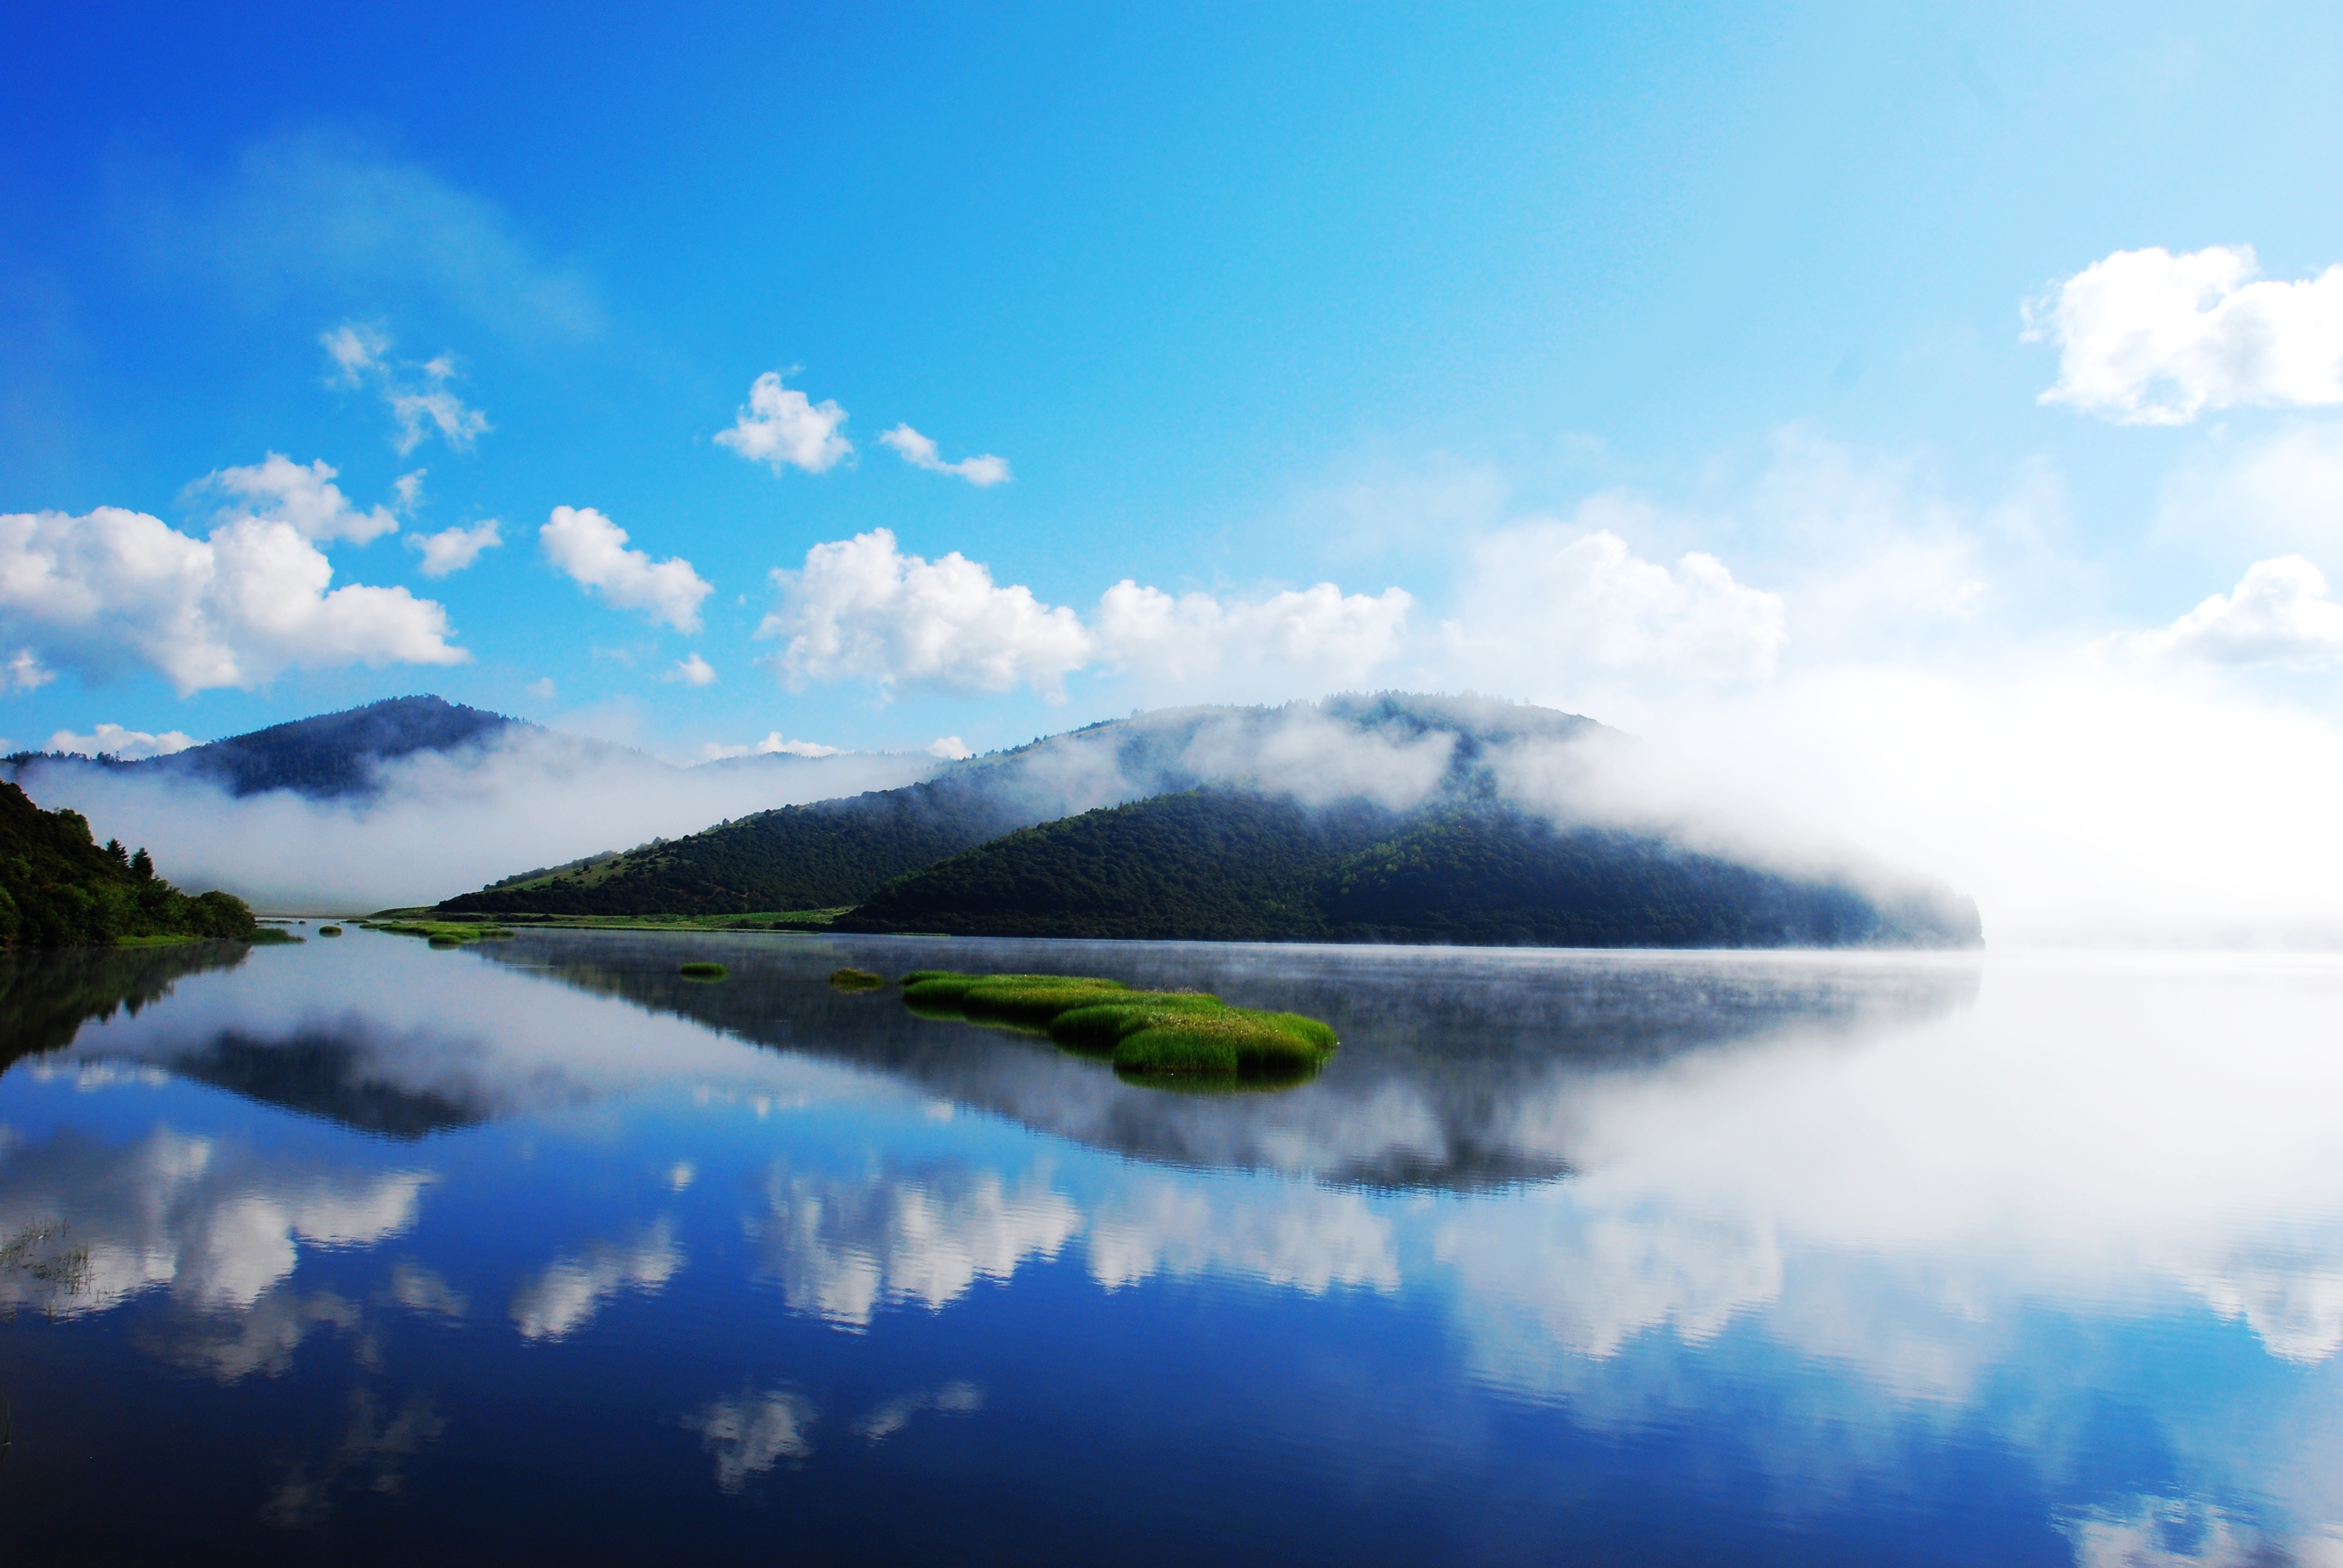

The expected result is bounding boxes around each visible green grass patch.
[317,926,342,936]
[829,967,885,990]
[360,920,514,944]
[680,961,729,981]
[899,970,1337,1086]
[246,927,306,946]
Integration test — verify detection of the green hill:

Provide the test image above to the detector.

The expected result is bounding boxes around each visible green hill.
[835,788,1980,947]
[0,781,258,946]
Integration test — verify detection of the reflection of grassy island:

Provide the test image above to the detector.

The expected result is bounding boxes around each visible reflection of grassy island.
[900,970,1337,1084]
[680,961,729,981]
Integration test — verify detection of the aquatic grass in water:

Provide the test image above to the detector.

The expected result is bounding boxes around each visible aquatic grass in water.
[830,967,886,990]
[316,925,342,936]
[900,972,1337,1085]
[680,961,729,981]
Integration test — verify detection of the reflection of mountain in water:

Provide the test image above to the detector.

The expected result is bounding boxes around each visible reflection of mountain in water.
[163,1028,484,1140]
[0,941,251,1074]
[487,935,1982,1191]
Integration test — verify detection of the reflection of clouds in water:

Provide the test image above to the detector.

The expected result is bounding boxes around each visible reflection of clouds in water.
[850,1380,983,1443]
[1432,1193,1782,1375]
[687,1388,818,1491]
[0,1125,430,1315]
[260,1388,448,1529]
[747,1163,1080,1328]
[2068,1497,2343,1568]
[138,1288,360,1382]
[509,1219,683,1340]
[2185,1253,2343,1365]
[1087,1181,1398,1294]
[385,1259,469,1321]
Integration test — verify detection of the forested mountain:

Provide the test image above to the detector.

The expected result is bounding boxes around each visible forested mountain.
[0,781,256,946]
[437,771,1033,916]
[431,693,1982,948]
[437,694,1585,918]
[836,789,1981,947]
[5,695,516,799]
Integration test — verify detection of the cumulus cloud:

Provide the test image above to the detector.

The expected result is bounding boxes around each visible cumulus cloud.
[317,325,491,455]
[2120,555,2343,667]
[1449,524,1785,684]
[410,518,500,577]
[926,736,973,760]
[664,653,717,686]
[45,722,196,760]
[0,504,468,694]
[539,505,713,633]
[200,452,400,544]
[878,424,1011,486]
[1093,579,1413,691]
[713,371,851,474]
[7,648,54,691]
[759,528,1093,700]
[699,731,840,760]
[2030,244,2343,424]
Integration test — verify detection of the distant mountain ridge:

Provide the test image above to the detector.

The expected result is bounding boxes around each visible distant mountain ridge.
[6,695,519,799]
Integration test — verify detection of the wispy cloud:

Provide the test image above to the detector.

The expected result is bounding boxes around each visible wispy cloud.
[318,324,491,456]
[714,371,851,474]
[699,731,841,760]
[879,424,1011,486]
[540,506,713,633]
[663,653,717,686]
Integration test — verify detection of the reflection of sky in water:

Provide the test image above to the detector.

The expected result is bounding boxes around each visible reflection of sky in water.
[1,932,2341,1562]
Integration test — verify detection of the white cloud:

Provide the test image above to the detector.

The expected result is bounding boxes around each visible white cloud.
[45,722,197,760]
[202,452,400,544]
[926,736,973,760]
[0,505,468,694]
[1449,524,1785,683]
[7,648,54,691]
[410,518,501,577]
[2122,555,2343,667]
[318,325,491,456]
[525,676,556,701]
[539,505,713,633]
[392,469,426,512]
[699,731,841,760]
[759,528,1092,700]
[664,653,717,686]
[1093,580,1413,691]
[713,371,851,474]
[878,424,1011,486]
[2030,244,2343,424]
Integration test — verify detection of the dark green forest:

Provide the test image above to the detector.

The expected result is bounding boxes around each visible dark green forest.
[438,773,1032,917]
[0,781,257,946]
[837,789,1981,947]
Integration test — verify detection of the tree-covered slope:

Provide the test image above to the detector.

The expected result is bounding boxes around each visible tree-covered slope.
[839,789,1982,948]
[0,782,257,946]
[436,773,1032,917]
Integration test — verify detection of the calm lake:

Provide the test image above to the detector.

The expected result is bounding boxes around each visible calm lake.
[3,929,2340,1565]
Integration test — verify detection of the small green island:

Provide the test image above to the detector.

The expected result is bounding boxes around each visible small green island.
[898,970,1337,1085]
[680,961,729,981]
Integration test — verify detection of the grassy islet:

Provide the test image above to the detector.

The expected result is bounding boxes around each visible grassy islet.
[899,971,1337,1084]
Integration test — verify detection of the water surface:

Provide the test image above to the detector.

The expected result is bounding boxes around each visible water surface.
[3,930,2339,1564]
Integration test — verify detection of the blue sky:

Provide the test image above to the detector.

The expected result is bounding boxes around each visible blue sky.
[5,1,2342,815]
